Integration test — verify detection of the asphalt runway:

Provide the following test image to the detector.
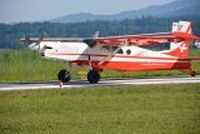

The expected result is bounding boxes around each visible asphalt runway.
[0,76,200,91]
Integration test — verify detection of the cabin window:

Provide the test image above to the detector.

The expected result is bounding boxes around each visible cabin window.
[117,49,123,54]
[126,49,131,55]
[101,46,119,53]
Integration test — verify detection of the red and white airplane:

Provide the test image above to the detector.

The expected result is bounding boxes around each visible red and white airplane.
[21,21,200,83]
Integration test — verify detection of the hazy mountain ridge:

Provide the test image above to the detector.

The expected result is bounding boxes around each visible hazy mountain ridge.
[51,0,200,23]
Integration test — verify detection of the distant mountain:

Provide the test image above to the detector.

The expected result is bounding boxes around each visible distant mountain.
[51,0,200,23]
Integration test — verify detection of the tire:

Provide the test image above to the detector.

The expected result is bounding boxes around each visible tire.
[190,71,196,77]
[87,70,100,83]
[57,69,71,83]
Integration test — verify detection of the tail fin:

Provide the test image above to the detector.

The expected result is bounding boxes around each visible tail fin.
[171,21,192,33]
[166,21,192,58]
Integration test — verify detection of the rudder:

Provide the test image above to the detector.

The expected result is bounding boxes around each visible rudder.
[167,21,192,58]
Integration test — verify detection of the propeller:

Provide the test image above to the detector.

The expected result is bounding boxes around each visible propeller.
[19,32,48,50]
[28,42,39,50]
[27,36,43,51]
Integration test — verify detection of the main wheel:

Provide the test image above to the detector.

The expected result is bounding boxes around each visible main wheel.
[87,70,100,83]
[57,69,71,83]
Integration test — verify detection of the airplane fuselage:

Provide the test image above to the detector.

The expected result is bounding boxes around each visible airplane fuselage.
[21,21,199,83]
[39,41,190,72]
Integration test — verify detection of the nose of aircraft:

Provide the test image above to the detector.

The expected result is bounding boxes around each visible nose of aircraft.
[28,42,45,56]
[28,42,39,51]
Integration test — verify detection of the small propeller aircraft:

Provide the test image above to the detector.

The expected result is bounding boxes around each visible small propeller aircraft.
[20,21,200,83]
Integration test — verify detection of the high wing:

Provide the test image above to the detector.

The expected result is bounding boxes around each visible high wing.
[91,21,200,47]
[91,32,200,47]
[20,32,200,48]
[20,37,83,44]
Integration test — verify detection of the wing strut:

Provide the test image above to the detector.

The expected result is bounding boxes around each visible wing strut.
[98,47,121,66]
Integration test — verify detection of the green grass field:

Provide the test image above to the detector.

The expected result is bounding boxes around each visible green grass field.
[0,49,200,82]
[0,84,200,134]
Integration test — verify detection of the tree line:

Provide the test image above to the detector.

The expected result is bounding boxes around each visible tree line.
[0,15,200,49]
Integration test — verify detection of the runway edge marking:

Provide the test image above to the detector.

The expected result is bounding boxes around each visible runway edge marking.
[0,77,200,91]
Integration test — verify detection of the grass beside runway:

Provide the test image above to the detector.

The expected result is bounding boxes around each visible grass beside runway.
[0,84,200,134]
[0,49,200,82]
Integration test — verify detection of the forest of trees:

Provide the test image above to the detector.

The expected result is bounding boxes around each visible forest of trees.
[0,15,200,49]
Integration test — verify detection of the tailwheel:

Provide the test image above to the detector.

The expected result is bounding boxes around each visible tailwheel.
[190,71,197,77]
[181,69,197,77]
[57,69,71,83]
[87,70,100,83]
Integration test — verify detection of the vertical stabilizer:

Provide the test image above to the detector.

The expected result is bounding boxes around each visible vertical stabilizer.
[167,21,192,58]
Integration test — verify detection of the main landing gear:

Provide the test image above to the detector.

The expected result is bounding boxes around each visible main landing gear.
[57,69,100,84]
[87,70,100,83]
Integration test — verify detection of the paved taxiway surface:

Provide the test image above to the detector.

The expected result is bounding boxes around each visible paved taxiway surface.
[0,76,200,91]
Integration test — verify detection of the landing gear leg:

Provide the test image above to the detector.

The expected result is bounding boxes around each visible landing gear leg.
[57,69,71,83]
[87,70,100,83]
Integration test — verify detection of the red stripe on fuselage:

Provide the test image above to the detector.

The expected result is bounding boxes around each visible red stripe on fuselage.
[49,52,178,60]
[48,52,191,71]
[72,60,191,71]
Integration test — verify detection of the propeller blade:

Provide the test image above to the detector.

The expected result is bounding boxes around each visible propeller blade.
[28,42,39,51]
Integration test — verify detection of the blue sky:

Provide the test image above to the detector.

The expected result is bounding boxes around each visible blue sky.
[1,0,174,23]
